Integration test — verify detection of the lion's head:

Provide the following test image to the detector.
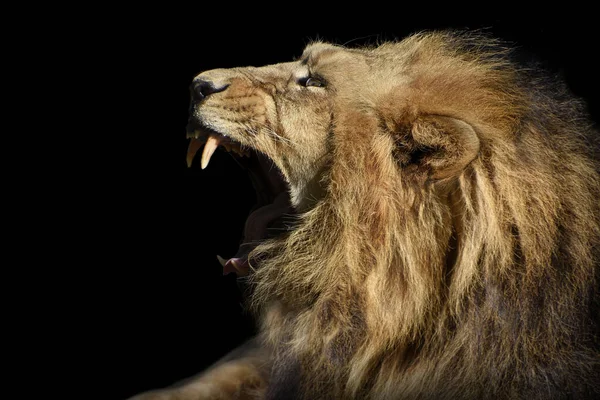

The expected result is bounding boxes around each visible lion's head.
[187,31,599,399]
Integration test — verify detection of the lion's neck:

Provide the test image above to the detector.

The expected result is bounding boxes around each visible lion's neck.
[288,166,328,213]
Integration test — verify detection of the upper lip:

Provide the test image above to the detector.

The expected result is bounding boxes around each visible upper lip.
[185,117,206,139]
[185,116,229,142]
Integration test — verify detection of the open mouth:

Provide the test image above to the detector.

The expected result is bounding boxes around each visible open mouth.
[186,120,293,276]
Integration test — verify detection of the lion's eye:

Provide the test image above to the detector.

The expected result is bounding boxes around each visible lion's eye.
[299,76,325,88]
[305,77,324,87]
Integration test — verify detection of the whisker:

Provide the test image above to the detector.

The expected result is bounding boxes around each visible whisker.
[264,128,293,146]
[247,125,294,146]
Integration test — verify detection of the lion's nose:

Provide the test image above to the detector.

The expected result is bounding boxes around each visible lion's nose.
[191,79,228,101]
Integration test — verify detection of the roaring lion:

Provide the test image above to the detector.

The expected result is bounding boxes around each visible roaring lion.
[132,31,600,399]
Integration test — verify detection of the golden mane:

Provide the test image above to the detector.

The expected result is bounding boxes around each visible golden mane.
[248,32,600,399]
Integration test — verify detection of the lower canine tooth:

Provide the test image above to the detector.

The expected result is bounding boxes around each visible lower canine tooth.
[216,255,227,267]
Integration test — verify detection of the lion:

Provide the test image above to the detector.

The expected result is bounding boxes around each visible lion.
[131,31,600,399]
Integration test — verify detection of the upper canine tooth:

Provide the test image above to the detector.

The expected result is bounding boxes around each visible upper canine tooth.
[201,134,222,169]
[186,138,203,168]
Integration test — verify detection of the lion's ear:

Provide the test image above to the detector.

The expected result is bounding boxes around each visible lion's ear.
[396,115,480,180]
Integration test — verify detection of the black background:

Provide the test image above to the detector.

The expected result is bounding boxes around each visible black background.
[106,7,599,400]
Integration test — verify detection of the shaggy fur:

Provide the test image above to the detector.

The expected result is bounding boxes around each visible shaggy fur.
[132,31,600,400]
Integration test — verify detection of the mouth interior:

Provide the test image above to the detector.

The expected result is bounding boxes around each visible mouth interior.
[186,124,293,276]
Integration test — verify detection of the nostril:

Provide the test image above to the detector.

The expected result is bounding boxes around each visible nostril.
[191,79,229,101]
[192,80,210,100]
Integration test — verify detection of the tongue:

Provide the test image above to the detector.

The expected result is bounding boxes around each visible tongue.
[217,255,250,276]
[243,192,291,242]
[219,192,292,276]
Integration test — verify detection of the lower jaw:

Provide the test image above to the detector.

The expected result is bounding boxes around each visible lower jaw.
[218,191,293,276]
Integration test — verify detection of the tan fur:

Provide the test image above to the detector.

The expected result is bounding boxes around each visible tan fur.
[133,31,600,399]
